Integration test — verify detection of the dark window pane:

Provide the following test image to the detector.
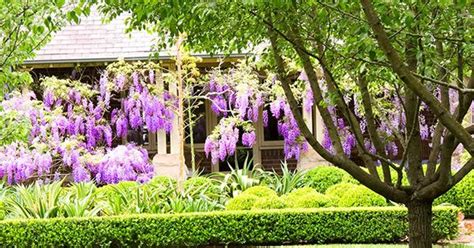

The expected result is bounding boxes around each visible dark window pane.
[263,106,284,141]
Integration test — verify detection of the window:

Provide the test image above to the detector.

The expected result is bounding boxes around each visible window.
[263,106,284,141]
[185,100,207,144]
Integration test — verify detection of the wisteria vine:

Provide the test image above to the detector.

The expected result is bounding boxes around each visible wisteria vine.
[0,61,177,185]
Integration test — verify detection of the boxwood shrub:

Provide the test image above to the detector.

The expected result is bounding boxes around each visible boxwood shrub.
[327,183,387,207]
[303,166,349,193]
[434,171,474,217]
[283,187,334,208]
[0,207,458,247]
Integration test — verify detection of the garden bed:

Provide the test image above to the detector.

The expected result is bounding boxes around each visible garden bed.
[0,207,459,247]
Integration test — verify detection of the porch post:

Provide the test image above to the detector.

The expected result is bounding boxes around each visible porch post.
[297,104,325,170]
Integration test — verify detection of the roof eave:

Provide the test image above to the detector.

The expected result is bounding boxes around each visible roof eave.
[22,53,250,68]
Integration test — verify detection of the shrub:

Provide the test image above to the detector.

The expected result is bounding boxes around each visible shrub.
[283,187,333,208]
[303,166,348,193]
[225,194,258,210]
[252,196,286,210]
[184,176,220,198]
[241,186,277,198]
[435,171,474,217]
[326,183,359,198]
[337,186,386,207]
[340,167,409,187]
[0,207,458,246]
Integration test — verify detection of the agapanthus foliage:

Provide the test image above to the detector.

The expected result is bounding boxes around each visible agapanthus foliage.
[0,60,179,185]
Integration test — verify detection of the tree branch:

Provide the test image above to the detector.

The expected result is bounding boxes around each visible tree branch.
[360,0,474,157]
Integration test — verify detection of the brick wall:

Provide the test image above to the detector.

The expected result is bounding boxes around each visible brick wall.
[261,149,297,173]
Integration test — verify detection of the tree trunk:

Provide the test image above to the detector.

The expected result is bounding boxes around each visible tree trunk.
[407,200,433,248]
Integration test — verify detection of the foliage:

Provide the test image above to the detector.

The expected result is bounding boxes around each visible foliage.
[148,176,177,188]
[0,207,459,246]
[225,194,258,211]
[435,171,474,217]
[335,185,387,207]
[240,186,278,198]
[283,187,333,208]
[252,195,286,210]
[61,182,102,217]
[212,154,260,197]
[259,161,308,195]
[326,183,359,199]
[0,0,90,97]
[4,181,63,219]
[303,166,349,193]
[183,176,220,200]
[0,107,31,146]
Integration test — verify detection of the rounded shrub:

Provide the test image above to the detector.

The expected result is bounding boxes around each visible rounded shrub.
[283,187,332,208]
[326,182,359,198]
[435,171,474,217]
[337,185,386,207]
[242,186,278,198]
[303,166,348,193]
[341,173,360,185]
[340,167,409,186]
[225,194,258,210]
[252,195,286,210]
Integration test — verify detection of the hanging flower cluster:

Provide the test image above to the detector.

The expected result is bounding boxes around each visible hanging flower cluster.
[207,63,264,122]
[318,69,440,159]
[108,70,176,138]
[90,144,153,185]
[204,117,255,164]
[0,61,175,185]
[203,64,309,163]
[0,142,52,184]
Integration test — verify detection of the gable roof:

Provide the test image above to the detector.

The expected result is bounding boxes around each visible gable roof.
[24,10,240,66]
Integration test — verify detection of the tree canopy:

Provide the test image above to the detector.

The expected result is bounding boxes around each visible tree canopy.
[97,1,473,247]
[0,0,90,98]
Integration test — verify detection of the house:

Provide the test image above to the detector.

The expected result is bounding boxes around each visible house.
[23,10,325,175]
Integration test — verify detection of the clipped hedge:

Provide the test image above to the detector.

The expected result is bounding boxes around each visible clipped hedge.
[0,207,458,247]
[434,171,474,217]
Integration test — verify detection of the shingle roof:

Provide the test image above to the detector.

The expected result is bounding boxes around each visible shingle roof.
[25,10,159,64]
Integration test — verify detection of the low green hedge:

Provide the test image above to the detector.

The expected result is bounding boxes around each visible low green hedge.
[434,171,474,217]
[0,207,458,247]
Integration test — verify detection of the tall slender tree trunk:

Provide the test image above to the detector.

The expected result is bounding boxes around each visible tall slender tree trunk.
[407,200,433,248]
